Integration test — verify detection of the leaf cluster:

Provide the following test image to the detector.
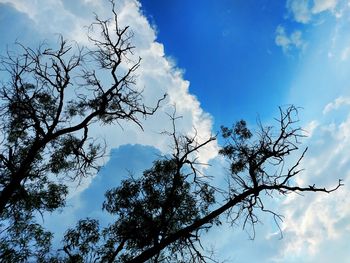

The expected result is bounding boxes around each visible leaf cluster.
[0,1,164,260]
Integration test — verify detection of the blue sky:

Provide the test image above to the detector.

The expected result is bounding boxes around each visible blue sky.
[140,0,290,126]
[1,0,350,262]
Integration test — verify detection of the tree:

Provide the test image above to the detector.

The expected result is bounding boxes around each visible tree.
[60,107,342,263]
[0,1,164,261]
[0,1,342,262]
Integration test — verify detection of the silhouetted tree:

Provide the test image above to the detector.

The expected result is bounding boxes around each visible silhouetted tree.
[60,107,342,263]
[0,1,164,261]
[0,1,342,262]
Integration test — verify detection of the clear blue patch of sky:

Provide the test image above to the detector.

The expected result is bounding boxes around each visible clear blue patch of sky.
[139,0,300,128]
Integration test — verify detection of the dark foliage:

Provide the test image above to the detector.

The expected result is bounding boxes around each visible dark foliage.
[0,1,342,262]
[59,108,342,263]
[61,117,217,262]
[0,1,163,261]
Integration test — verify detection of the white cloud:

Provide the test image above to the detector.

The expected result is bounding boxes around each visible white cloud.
[312,0,338,13]
[341,45,350,60]
[272,103,350,262]
[0,0,39,19]
[287,0,312,23]
[325,1,350,62]
[0,0,90,39]
[323,96,350,114]
[303,120,319,136]
[275,25,306,53]
[0,0,218,193]
[89,0,218,164]
[286,0,339,23]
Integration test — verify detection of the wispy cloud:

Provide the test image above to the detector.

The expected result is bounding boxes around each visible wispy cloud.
[286,0,312,23]
[275,25,306,54]
[323,96,350,114]
[303,120,319,136]
[286,0,339,23]
[312,0,338,13]
[340,46,350,61]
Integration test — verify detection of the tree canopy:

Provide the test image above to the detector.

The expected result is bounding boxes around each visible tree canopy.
[0,2,163,261]
[0,1,342,262]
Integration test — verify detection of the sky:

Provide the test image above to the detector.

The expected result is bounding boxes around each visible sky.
[1,0,350,262]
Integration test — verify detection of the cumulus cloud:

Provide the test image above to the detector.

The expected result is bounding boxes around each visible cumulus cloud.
[0,0,218,166]
[0,0,91,41]
[275,25,306,53]
[271,100,350,262]
[323,96,350,114]
[1,0,221,250]
[211,98,350,262]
